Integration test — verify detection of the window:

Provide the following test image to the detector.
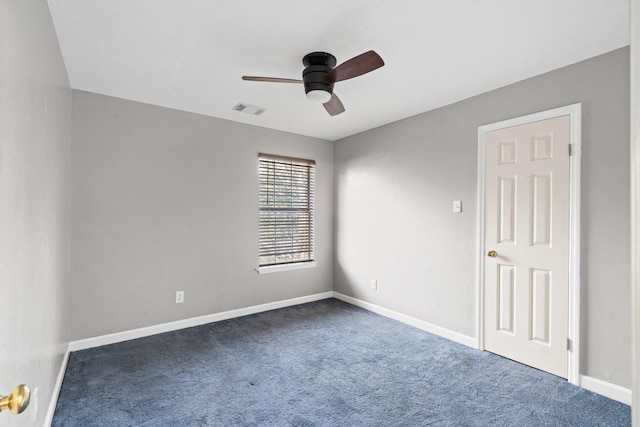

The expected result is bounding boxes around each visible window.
[258,153,315,270]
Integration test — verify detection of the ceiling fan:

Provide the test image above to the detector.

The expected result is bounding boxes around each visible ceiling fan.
[242,50,384,116]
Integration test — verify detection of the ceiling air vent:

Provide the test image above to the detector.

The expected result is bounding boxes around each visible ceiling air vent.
[233,102,266,116]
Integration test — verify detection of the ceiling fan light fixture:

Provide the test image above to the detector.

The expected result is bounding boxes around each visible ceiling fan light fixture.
[241,50,384,117]
[306,89,332,103]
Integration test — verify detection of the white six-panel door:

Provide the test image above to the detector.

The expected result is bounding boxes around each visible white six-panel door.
[484,115,570,378]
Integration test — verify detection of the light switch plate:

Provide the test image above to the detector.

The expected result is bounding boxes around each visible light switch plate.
[453,200,462,213]
[175,291,184,304]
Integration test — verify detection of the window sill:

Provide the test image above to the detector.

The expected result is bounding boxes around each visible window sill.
[256,262,318,275]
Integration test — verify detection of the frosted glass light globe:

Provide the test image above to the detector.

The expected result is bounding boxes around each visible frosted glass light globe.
[306,89,332,103]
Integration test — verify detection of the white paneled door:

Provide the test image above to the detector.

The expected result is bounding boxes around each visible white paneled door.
[484,115,570,378]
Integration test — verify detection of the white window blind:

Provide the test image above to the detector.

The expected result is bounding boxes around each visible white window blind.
[258,153,315,267]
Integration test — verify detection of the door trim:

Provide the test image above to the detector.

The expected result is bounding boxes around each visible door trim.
[476,103,582,385]
[631,0,640,422]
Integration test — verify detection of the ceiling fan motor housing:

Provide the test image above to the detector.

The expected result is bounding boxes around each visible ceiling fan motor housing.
[302,52,336,102]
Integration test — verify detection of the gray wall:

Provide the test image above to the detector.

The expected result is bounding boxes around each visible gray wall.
[0,1,71,425]
[334,48,630,388]
[70,92,333,340]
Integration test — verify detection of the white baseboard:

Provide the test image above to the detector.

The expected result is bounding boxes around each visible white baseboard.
[332,293,633,406]
[59,291,631,411]
[45,348,70,427]
[68,291,334,351]
[332,292,478,348]
[580,375,632,405]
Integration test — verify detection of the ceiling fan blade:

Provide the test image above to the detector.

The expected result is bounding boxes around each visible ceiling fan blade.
[242,76,303,84]
[323,93,345,116]
[325,50,384,83]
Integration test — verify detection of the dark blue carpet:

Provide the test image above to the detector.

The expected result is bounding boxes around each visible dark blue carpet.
[53,299,630,426]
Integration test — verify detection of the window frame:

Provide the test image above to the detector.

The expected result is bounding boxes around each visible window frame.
[256,153,317,274]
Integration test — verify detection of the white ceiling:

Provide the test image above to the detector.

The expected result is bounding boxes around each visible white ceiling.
[47,0,630,141]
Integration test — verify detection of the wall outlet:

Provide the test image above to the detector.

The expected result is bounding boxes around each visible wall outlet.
[370,279,378,290]
[175,291,184,304]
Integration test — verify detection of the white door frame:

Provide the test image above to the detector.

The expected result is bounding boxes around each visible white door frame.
[476,103,582,385]
[631,0,640,423]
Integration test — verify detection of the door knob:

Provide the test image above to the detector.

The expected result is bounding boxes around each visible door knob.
[0,384,30,415]
[487,250,497,257]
